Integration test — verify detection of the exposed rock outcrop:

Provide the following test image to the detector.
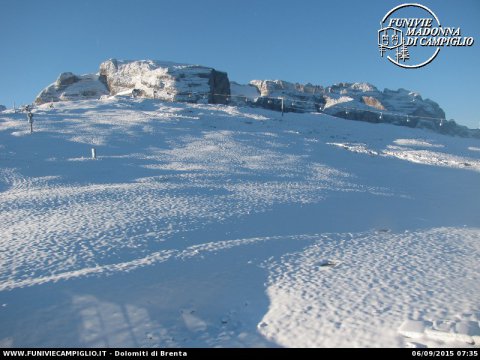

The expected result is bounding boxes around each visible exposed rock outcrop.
[35,73,109,104]
[99,59,230,104]
[35,59,230,105]
[242,80,445,121]
[247,80,324,112]
[322,83,447,129]
[362,96,385,110]
[229,79,478,137]
[238,80,449,130]
[0,105,6,112]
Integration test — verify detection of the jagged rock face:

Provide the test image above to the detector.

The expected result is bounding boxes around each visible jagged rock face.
[209,70,230,104]
[323,84,446,128]
[99,59,230,104]
[35,59,230,105]
[250,80,324,97]
[0,105,6,112]
[234,79,466,135]
[247,80,324,112]
[35,73,109,104]
[245,80,446,126]
[56,72,80,87]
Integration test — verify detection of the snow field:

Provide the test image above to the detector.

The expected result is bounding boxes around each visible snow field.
[0,98,479,347]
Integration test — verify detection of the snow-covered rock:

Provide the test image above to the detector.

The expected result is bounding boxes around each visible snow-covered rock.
[245,79,445,124]
[99,59,230,104]
[241,79,474,136]
[32,61,443,123]
[248,80,324,112]
[322,83,447,127]
[230,81,260,100]
[35,73,109,104]
[35,59,230,105]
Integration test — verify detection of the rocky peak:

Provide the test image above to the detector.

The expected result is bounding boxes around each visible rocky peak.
[35,59,230,105]
[35,72,109,104]
[56,72,80,88]
[327,82,378,94]
[249,80,324,97]
[242,78,445,122]
[246,80,324,112]
[99,59,230,104]
[232,77,457,135]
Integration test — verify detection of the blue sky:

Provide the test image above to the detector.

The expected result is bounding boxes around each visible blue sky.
[0,0,478,128]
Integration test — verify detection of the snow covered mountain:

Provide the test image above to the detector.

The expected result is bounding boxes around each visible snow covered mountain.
[233,80,468,135]
[36,59,230,106]
[34,59,478,139]
[99,59,230,104]
[244,80,445,120]
[1,98,479,347]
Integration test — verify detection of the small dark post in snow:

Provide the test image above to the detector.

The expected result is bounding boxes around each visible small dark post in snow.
[91,148,97,160]
[27,112,34,133]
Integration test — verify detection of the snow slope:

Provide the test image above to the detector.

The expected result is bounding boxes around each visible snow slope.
[0,98,479,348]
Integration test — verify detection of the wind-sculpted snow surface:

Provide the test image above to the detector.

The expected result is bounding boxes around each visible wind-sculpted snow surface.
[327,139,480,172]
[0,99,478,347]
[260,228,480,348]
